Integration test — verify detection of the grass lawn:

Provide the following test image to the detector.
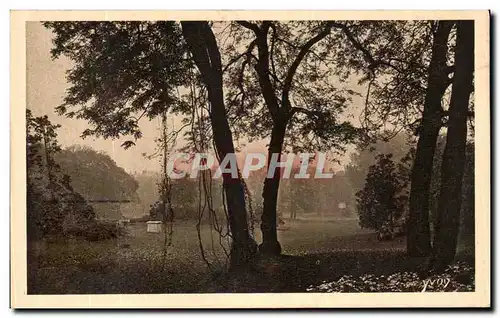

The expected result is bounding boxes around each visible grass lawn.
[27,218,474,294]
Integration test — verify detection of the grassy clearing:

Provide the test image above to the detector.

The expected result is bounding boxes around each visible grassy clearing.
[28,218,474,294]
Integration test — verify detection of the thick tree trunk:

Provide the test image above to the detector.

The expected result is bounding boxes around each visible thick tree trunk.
[239,22,333,257]
[260,115,286,255]
[181,21,257,269]
[407,21,454,257]
[430,20,474,272]
[407,113,441,256]
[250,29,285,256]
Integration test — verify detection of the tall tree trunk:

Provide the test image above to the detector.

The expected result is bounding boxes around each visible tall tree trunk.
[260,114,286,255]
[235,21,334,257]
[430,20,474,272]
[249,27,285,257]
[181,21,257,269]
[247,22,332,256]
[407,21,454,257]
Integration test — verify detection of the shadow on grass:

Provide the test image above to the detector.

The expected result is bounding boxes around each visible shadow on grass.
[208,250,474,293]
[27,231,475,294]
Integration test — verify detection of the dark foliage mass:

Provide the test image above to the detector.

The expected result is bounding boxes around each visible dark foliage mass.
[27,110,140,240]
[44,21,192,146]
[356,154,408,232]
[27,110,95,239]
[55,145,139,202]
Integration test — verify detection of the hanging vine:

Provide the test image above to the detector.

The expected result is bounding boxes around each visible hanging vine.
[145,68,258,271]
[144,110,177,268]
[160,112,175,265]
[187,69,259,271]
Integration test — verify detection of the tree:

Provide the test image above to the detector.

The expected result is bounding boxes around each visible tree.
[460,141,475,236]
[27,109,65,238]
[45,21,257,269]
[429,138,475,240]
[430,20,475,271]
[44,22,191,142]
[407,21,455,257]
[318,20,461,257]
[54,145,140,220]
[56,145,139,202]
[225,21,361,255]
[180,21,258,268]
[356,154,407,234]
[27,110,95,239]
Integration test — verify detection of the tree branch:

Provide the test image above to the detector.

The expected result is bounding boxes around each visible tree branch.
[291,106,324,120]
[222,39,257,74]
[181,22,215,85]
[236,21,261,34]
[331,22,404,74]
[261,21,272,33]
[282,22,334,108]
[251,26,280,121]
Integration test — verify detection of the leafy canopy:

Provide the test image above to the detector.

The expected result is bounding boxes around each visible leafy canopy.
[355,153,409,231]
[27,110,95,238]
[44,21,192,147]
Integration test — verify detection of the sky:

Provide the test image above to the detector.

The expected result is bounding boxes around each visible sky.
[26,21,362,174]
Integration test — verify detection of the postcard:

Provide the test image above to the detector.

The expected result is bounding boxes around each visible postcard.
[11,10,490,308]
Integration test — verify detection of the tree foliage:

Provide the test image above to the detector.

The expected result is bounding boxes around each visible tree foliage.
[55,145,139,202]
[42,20,477,272]
[355,154,408,232]
[220,21,361,153]
[27,110,95,239]
[45,21,259,268]
[44,21,192,147]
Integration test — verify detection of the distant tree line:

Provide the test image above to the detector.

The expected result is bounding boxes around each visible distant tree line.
[27,110,140,240]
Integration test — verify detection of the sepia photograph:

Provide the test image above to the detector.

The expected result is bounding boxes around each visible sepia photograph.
[10,10,490,308]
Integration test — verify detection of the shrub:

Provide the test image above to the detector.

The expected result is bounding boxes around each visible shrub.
[26,110,97,240]
[356,154,408,236]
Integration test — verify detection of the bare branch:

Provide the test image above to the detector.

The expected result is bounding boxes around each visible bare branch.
[331,22,404,74]
[282,22,334,107]
[222,39,257,74]
[236,21,261,34]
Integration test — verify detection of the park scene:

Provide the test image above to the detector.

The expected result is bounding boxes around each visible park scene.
[26,19,475,294]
